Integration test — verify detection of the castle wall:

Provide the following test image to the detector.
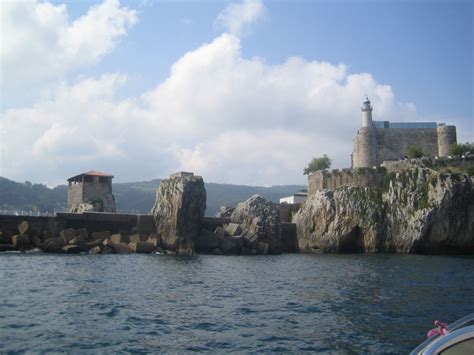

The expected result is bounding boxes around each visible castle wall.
[375,128,438,163]
[353,127,439,168]
[308,168,386,195]
[309,156,473,195]
[437,125,457,157]
[67,183,83,211]
[68,180,116,213]
[382,156,474,174]
[82,181,116,212]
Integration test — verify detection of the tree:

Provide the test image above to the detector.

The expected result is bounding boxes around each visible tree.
[406,144,424,159]
[303,154,332,175]
[451,142,474,156]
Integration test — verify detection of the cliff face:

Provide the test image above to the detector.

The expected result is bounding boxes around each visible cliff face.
[296,167,474,254]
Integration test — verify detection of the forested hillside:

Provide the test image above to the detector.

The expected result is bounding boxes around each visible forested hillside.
[0,177,305,216]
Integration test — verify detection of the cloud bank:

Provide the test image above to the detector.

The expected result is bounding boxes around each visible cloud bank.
[0,0,137,90]
[1,29,420,186]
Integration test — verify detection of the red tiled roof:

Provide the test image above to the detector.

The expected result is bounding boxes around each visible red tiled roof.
[67,171,114,181]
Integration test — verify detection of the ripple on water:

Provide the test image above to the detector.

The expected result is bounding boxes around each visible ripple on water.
[0,253,473,353]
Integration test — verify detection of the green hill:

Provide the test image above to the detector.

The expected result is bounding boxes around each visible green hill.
[0,176,305,216]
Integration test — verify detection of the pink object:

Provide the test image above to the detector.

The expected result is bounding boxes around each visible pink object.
[427,320,450,338]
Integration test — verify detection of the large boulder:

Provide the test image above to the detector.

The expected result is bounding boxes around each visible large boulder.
[129,241,155,254]
[220,235,243,254]
[110,234,124,244]
[91,231,111,241]
[0,232,12,244]
[43,238,66,253]
[18,221,29,235]
[12,235,31,249]
[216,206,235,218]
[62,245,81,254]
[60,229,76,243]
[231,195,282,254]
[195,229,220,252]
[128,234,147,243]
[151,172,206,255]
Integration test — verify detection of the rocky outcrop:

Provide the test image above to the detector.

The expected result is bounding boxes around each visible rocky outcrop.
[150,172,207,255]
[216,206,235,218]
[230,195,282,254]
[195,195,285,255]
[296,167,474,254]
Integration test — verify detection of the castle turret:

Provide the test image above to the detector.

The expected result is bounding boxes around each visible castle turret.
[361,96,373,127]
[437,123,457,157]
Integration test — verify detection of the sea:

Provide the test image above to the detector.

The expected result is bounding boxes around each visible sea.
[0,253,473,354]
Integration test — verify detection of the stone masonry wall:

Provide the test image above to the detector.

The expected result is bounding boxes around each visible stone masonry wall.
[68,181,116,213]
[67,184,83,211]
[308,168,386,195]
[375,128,438,163]
[353,127,439,168]
[310,156,473,195]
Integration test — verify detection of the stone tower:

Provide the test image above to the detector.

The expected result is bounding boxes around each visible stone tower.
[67,171,116,213]
[352,97,377,168]
[437,123,457,157]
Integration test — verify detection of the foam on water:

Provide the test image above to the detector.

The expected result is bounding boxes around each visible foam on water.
[0,253,473,353]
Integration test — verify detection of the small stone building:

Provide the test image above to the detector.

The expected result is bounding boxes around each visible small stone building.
[67,171,116,213]
[352,97,457,168]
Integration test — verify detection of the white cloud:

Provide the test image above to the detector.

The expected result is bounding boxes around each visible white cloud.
[215,0,265,36]
[0,33,428,186]
[0,0,137,91]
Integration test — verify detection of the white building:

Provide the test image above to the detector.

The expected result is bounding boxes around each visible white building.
[279,191,307,204]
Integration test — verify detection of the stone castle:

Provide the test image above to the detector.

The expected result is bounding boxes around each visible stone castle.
[351,97,457,168]
[307,97,462,193]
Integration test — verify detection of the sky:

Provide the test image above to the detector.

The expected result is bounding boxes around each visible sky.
[0,0,472,187]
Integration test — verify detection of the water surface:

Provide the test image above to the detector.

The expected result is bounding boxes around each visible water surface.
[1,253,473,353]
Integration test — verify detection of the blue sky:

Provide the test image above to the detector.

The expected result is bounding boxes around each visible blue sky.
[64,0,473,121]
[1,0,472,186]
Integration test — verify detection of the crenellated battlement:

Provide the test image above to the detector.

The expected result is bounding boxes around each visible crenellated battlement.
[309,155,474,195]
[308,167,386,195]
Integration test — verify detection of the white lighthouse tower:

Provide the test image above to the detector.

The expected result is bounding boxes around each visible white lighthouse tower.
[361,96,373,127]
[352,96,377,168]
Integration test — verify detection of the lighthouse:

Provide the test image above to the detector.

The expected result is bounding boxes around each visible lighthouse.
[352,96,377,168]
[361,96,373,127]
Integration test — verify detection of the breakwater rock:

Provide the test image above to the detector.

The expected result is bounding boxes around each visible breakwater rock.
[231,194,282,254]
[0,220,162,255]
[296,167,474,254]
[195,195,295,255]
[151,172,206,255]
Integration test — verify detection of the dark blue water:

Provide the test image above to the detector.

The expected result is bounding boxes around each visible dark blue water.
[0,253,473,353]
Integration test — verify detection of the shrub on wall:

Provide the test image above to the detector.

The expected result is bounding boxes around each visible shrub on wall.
[303,154,332,175]
[450,142,474,156]
[406,144,424,159]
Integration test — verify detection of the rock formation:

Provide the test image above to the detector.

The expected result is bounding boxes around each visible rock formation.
[296,167,474,253]
[216,206,235,218]
[230,194,282,254]
[150,172,206,255]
